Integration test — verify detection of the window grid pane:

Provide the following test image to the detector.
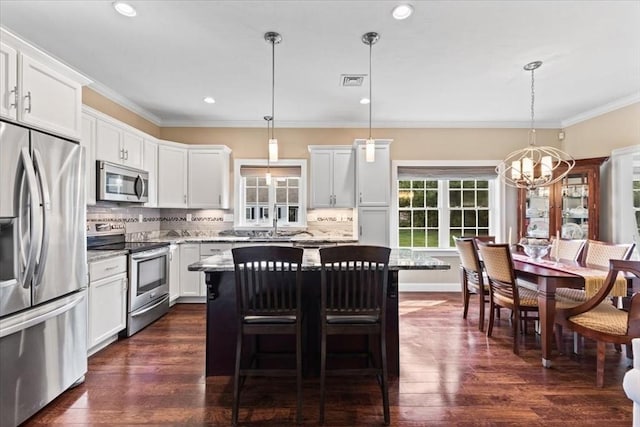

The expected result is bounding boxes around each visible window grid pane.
[397,179,439,247]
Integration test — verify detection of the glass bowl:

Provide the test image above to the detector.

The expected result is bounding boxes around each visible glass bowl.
[521,244,550,261]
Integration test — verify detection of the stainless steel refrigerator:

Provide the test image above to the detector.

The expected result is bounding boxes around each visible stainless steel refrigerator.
[0,120,87,427]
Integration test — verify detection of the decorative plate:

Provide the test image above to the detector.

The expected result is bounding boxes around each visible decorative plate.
[527,219,549,238]
[562,222,584,239]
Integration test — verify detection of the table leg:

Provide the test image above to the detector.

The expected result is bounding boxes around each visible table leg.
[537,277,557,368]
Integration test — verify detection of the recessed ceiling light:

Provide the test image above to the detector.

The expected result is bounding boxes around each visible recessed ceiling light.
[113,1,137,17]
[203,97,216,104]
[392,4,414,20]
[360,98,370,105]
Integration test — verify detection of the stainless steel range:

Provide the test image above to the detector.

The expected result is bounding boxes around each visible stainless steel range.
[87,223,170,336]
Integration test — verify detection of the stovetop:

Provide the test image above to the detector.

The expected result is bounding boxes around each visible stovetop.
[87,222,170,254]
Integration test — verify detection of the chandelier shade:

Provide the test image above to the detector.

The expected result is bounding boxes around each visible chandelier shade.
[497,61,574,190]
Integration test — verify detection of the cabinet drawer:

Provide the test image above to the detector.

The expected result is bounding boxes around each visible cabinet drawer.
[200,243,232,256]
[90,255,127,282]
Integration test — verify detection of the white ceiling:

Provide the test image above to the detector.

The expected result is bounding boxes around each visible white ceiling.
[1,1,639,128]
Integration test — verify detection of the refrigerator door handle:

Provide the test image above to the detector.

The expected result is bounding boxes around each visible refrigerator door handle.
[32,148,51,287]
[19,147,41,289]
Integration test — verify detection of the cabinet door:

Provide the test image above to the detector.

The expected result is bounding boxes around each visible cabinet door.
[95,118,123,164]
[179,244,201,297]
[188,150,228,208]
[357,144,390,206]
[19,54,82,139]
[332,149,355,207]
[81,113,97,205]
[358,207,390,246]
[0,42,18,120]
[143,139,158,207]
[309,150,333,208]
[122,131,143,169]
[168,245,180,304]
[558,165,600,240]
[158,144,188,208]
[88,273,127,350]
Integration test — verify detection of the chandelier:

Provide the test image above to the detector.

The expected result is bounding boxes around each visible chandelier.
[497,61,574,189]
[362,32,379,163]
[265,32,281,162]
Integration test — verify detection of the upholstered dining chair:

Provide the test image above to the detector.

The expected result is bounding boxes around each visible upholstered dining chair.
[455,237,490,331]
[318,245,391,426]
[231,246,304,425]
[550,238,586,262]
[554,259,640,387]
[477,242,540,355]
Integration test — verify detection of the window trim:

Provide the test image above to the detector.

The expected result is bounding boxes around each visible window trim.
[233,158,307,229]
[391,160,507,249]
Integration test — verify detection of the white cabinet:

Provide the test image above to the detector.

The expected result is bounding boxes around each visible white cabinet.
[95,118,144,169]
[358,207,390,246]
[179,243,202,297]
[309,146,355,208]
[143,138,158,207]
[355,141,391,206]
[81,112,97,205]
[158,142,188,208]
[188,147,231,209]
[1,30,87,140]
[88,255,127,355]
[168,244,180,305]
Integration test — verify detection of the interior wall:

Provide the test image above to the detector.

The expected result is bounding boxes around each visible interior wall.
[563,102,640,157]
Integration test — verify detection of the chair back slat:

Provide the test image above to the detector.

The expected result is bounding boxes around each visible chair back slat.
[320,245,390,317]
[232,246,303,318]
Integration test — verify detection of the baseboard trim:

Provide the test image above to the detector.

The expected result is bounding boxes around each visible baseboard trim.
[399,282,460,292]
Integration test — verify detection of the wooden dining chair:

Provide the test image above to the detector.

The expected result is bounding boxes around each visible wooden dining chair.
[550,238,586,262]
[231,246,304,425]
[455,237,490,331]
[554,259,640,387]
[477,242,540,355]
[318,245,391,426]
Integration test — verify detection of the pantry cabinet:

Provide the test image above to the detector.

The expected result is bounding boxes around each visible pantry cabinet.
[308,146,355,208]
[1,30,88,139]
[355,140,391,206]
[188,147,231,209]
[358,207,390,246]
[158,142,188,208]
[518,157,607,241]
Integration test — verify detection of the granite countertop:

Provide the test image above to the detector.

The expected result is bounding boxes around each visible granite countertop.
[139,236,358,245]
[188,248,450,272]
[87,249,129,263]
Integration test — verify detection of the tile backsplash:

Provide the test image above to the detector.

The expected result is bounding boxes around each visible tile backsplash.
[87,205,355,240]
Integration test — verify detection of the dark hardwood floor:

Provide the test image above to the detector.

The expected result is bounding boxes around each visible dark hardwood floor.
[23,293,633,426]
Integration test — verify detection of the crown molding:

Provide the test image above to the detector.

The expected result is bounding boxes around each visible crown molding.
[88,81,162,126]
[561,92,640,128]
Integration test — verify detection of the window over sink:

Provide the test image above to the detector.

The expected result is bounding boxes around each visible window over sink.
[234,159,307,229]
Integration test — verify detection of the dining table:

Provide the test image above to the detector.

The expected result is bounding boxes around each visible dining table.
[511,252,628,368]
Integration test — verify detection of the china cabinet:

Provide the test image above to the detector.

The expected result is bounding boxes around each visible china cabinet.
[518,157,607,241]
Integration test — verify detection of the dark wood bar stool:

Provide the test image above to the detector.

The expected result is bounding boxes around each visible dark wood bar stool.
[318,245,391,425]
[231,246,304,425]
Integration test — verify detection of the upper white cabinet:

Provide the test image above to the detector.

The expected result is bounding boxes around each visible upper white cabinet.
[95,118,143,169]
[143,138,158,207]
[158,141,188,208]
[1,29,89,140]
[81,111,97,205]
[309,146,355,208]
[355,140,391,206]
[188,147,231,209]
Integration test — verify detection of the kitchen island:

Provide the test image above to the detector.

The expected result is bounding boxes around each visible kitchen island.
[189,248,450,376]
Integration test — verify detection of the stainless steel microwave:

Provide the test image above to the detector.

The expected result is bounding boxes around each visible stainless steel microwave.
[97,161,149,203]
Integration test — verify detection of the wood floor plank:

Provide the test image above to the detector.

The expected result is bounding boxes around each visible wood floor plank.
[21,293,633,426]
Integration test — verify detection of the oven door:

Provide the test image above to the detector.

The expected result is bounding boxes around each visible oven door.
[129,247,169,312]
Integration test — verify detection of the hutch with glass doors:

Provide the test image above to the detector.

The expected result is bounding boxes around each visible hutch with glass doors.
[517,157,608,241]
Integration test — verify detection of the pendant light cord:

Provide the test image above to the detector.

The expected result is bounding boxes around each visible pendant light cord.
[271,39,275,140]
[368,40,372,140]
[529,66,536,146]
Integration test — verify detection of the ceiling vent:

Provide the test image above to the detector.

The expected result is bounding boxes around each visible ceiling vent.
[340,74,366,87]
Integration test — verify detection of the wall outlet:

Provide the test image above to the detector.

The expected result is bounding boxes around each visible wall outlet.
[186,213,192,222]
[138,214,143,223]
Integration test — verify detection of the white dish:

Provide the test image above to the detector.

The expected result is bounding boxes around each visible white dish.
[562,222,584,239]
[527,219,549,238]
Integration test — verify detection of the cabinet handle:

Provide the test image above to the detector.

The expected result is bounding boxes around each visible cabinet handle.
[24,91,32,113]
[9,86,18,110]
[104,265,119,271]
[122,278,128,291]
[359,225,362,236]
[184,195,187,203]
[120,148,124,160]
[125,150,129,160]
[359,193,362,203]
[218,194,221,205]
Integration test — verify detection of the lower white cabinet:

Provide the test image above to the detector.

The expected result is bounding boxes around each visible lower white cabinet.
[179,243,202,297]
[168,244,180,305]
[88,255,127,355]
[358,207,390,247]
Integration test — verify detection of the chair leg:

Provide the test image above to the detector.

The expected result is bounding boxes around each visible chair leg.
[478,290,485,332]
[296,323,302,425]
[487,300,495,337]
[319,326,327,425]
[232,327,243,426]
[461,271,470,319]
[554,324,563,354]
[380,330,390,426]
[596,341,606,387]
[512,309,520,355]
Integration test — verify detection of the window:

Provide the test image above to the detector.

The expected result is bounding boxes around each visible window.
[634,178,640,235]
[234,159,307,228]
[394,162,500,249]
